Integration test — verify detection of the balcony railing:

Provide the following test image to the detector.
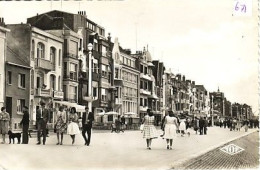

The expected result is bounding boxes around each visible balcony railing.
[64,53,78,59]
[139,106,148,112]
[140,73,152,81]
[53,91,64,99]
[35,58,53,71]
[140,89,151,95]
[83,96,98,102]
[115,98,122,105]
[35,88,52,97]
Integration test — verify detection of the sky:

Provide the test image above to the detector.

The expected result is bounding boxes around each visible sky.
[0,0,258,115]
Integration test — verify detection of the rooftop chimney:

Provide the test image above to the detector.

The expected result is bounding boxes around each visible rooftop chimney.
[192,81,195,85]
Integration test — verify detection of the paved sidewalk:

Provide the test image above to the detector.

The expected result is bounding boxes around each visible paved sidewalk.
[174,131,259,169]
[0,127,258,170]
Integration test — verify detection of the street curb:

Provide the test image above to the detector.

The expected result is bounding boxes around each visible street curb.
[170,129,259,169]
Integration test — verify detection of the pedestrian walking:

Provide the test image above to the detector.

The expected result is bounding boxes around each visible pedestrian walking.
[67,107,80,145]
[115,115,121,132]
[55,106,67,145]
[160,112,168,137]
[0,107,10,144]
[244,119,249,132]
[20,106,29,144]
[162,111,178,150]
[82,106,94,146]
[143,109,158,150]
[236,120,241,131]
[199,117,205,135]
[36,102,50,145]
[204,117,208,135]
[193,117,199,134]
[121,115,126,131]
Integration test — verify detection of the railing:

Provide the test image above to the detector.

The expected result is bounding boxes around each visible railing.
[140,73,152,81]
[64,53,78,59]
[115,98,122,104]
[35,58,52,71]
[53,91,64,99]
[139,106,148,112]
[35,88,51,97]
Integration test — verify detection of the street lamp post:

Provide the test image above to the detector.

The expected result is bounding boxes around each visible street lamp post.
[231,103,232,118]
[88,43,93,112]
[211,95,214,126]
[223,99,225,117]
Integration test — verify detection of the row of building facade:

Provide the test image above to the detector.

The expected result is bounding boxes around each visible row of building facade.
[0,10,253,129]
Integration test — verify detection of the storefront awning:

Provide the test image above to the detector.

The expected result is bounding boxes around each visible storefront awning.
[54,101,86,112]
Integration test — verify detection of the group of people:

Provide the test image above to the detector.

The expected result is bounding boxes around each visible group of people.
[0,102,95,146]
[217,118,259,132]
[111,115,126,133]
[141,109,213,150]
[36,102,94,146]
[141,109,179,150]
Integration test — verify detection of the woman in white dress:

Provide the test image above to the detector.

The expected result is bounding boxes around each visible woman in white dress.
[163,111,179,149]
[67,107,80,145]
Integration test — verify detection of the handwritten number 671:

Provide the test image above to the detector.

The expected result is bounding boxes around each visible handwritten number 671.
[235,2,247,13]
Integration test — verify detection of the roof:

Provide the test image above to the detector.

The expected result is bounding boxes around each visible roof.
[6,46,30,68]
[195,85,207,91]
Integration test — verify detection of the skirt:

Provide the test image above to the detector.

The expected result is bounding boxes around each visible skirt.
[179,122,186,131]
[0,120,9,134]
[55,117,67,134]
[67,122,80,135]
[143,125,158,139]
[164,124,177,139]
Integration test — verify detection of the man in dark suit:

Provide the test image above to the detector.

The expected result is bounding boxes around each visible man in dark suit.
[199,117,205,135]
[204,117,208,135]
[20,106,30,144]
[36,102,50,145]
[82,106,94,146]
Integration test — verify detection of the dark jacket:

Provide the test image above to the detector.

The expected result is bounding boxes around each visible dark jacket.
[82,112,94,128]
[36,108,50,123]
[199,118,205,128]
[20,111,30,125]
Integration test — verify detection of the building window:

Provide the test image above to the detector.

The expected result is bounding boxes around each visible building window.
[124,87,128,96]
[58,49,61,66]
[108,115,113,122]
[115,68,119,79]
[70,63,77,81]
[31,40,35,59]
[37,42,45,59]
[144,99,147,107]
[144,81,148,90]
[50,47,56,65]
[69,86,77,102]
[144,67,148,74]
[63,62,67,78]
[140,98,143,106]
[58,76,61,91]
[18,74,26,88]
[93,62,98,73]
[17,99,25,115]
[101,65,107,78]
[93,87,97,97]
[101,88,106,101]
[7,71,12,85]
[140,64,143,73]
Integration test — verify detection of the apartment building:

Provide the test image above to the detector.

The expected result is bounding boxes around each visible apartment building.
[6,24,63,126]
